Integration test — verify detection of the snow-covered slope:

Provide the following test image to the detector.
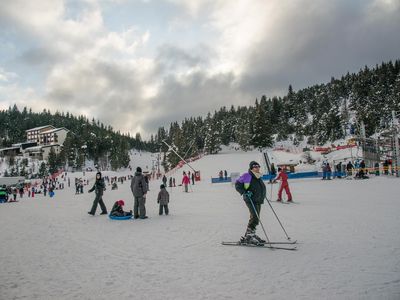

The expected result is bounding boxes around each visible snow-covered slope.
[0,151,399,299]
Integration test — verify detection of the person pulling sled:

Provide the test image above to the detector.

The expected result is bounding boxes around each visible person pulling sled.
[235,161,267,245]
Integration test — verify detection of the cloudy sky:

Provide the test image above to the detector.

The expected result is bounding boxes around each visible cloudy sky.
[0,0,399,138]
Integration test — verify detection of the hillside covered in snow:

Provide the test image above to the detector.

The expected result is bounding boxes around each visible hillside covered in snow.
[0,148,399,299]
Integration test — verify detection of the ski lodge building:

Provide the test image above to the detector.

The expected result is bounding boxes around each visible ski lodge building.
[0,125,69,160]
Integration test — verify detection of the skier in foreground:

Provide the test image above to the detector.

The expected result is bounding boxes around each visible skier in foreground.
[235,161,267,245]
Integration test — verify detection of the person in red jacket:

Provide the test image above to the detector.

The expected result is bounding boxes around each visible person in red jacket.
[182,171,190,192]
[273,167,292,202]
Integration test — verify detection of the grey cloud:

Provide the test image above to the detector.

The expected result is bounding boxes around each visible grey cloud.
[158,45,209,67]
[142,70,250,133]
[45,59,145,125]
[239,0,400,96]
[18,47,62,66]
[156,43,214,71]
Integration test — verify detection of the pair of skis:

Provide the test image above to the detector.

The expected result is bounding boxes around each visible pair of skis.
[269,200,300,205]
[222,240,297,251]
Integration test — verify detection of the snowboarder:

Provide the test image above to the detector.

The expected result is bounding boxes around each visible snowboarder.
[130,167,148,219]
[87,172,107,216]
[235,161,267,245]
[157,184,170,215]
[273,167,293,202]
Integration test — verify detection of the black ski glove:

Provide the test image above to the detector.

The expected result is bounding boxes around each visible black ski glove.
[243,191,253,203]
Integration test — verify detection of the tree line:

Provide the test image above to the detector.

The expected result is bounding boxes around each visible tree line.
[1,59,399,173]
[151,60,400,171]
[0,107,153,171]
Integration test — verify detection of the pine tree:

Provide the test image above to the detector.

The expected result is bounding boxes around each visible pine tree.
[39,162,48,178]
[203,113,222,154]
[48,147,58,174]
[252,96,273,149]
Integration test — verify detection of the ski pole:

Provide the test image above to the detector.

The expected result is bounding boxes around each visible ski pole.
[248,196,271,246]
[270,180,274,201]
[266,197,291,240]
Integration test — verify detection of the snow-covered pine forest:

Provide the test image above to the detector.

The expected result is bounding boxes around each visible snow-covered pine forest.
[1,60,400,174]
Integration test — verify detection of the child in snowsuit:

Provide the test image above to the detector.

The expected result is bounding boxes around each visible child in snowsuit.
[157,184,170,215]
[88,172,107,216]
[273,167,293,202]
[110,200,132,217]
[235,161,267,245]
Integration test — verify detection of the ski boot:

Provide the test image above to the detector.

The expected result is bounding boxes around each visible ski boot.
[240,229,262,245]
[253,234,266,244]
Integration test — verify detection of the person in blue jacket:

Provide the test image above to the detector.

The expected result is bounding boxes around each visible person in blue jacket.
[235,161,267,245]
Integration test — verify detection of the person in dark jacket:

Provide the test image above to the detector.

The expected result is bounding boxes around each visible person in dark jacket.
[346,161,354,177]
[130,167,148,219]
[235,161,267,245]
[88,172,107,215]
[162,175,167,187]
[157,184,170,215]
[110,200,132,217]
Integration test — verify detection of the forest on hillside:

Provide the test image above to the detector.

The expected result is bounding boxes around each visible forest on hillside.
[150,60,400,170]
[0,108,151,171]
[1,60,399,172]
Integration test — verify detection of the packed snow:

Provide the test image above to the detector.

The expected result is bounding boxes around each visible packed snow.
[0,148,399,299]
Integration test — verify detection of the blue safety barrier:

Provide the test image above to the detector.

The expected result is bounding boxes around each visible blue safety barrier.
[211,177,231,183]
[211,170,344,183]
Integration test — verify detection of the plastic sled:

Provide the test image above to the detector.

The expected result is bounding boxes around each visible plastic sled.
[109,214,133,220]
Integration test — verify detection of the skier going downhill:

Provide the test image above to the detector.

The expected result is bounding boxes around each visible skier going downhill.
[235,161,267,245]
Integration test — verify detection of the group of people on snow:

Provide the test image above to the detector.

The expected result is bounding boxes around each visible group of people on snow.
[88,167,171,218]
[321,159,394,180]
[218,170,228,181]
